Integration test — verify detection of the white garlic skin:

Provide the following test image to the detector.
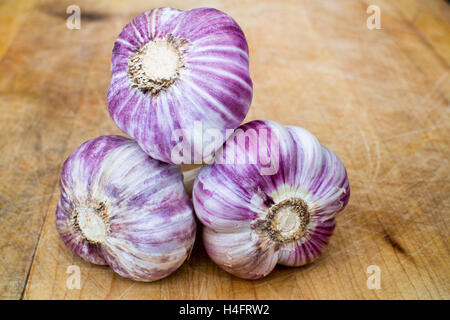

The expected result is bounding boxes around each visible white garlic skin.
[193,120,350,279]
[56,135,196,282]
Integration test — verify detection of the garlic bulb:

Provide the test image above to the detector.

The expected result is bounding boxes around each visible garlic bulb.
[193,120,350,279]
[108,8,253,164]
[56,135,196,281]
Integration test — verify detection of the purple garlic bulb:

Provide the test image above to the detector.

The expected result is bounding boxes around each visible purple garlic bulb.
[108,8,253,164]
[193,120,350,279]
[56,135,196,282]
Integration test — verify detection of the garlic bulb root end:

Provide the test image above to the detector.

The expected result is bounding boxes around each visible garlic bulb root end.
[256,197,310,244]
[128,34,188,94]
[72,202,110,245]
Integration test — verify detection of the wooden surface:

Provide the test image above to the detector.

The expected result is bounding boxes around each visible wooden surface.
[0,0,448,300]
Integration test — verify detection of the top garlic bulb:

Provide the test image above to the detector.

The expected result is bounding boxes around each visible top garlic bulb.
[108,8,253,164]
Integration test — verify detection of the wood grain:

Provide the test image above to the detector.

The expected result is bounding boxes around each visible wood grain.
[0,0,448,299]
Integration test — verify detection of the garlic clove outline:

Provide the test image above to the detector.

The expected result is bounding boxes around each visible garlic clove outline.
[56,135,196,282]
[203,228,280,280]
[108,7,253,164]
[193,120,350,279]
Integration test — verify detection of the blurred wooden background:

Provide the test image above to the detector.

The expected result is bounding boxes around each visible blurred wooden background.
[0,0,448,299]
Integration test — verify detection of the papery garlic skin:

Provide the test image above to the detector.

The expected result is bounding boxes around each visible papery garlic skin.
[108,8,252,164]
[56,135,196,282]
[193,120,350,279]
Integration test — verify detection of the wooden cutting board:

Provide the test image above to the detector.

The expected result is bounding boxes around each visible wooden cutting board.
[0,0,448,299]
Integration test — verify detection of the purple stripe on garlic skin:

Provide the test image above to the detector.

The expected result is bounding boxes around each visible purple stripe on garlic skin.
[56,135,196,282]
[108,8,252,164]
[193,120,350,279]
